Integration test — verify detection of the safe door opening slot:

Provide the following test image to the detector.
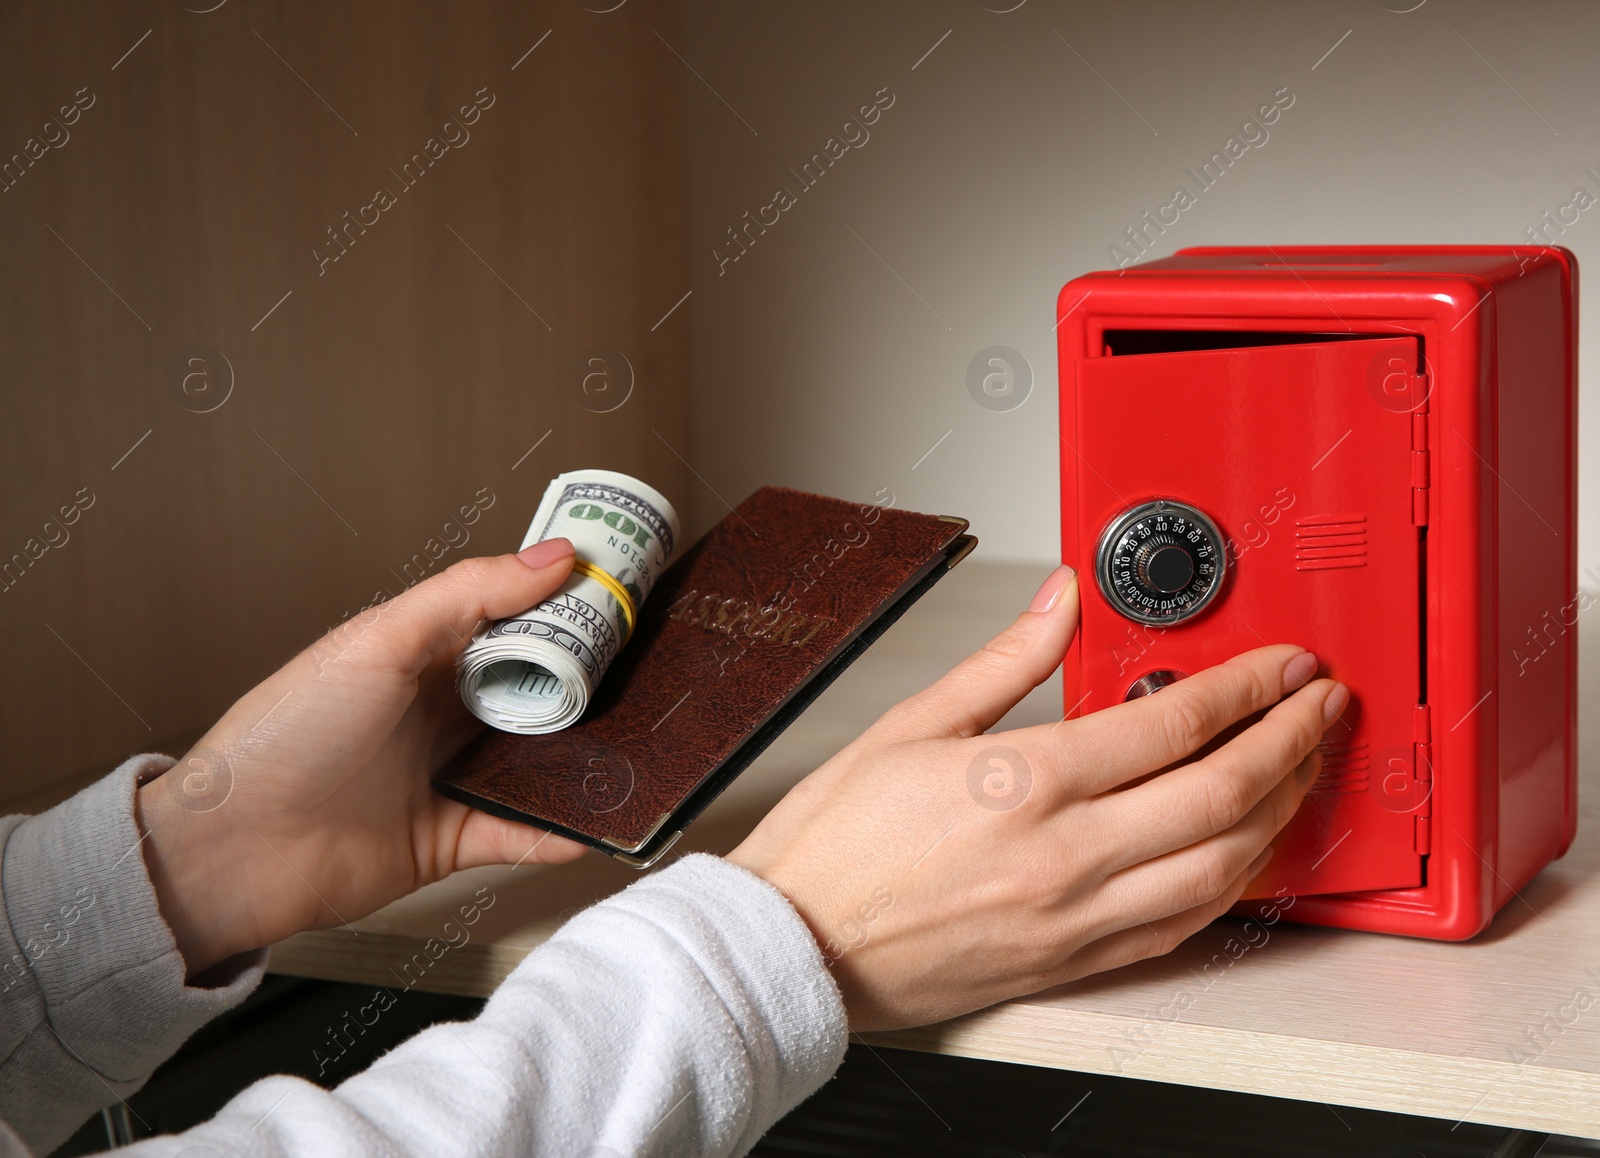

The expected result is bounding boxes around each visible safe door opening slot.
[1102,330,1379,358]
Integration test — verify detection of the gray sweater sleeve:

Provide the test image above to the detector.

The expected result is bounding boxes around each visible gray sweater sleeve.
[0,755,267,1155]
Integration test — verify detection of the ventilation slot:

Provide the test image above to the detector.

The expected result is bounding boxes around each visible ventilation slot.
[1310,741,1370,794]
[1295,514,1368,571]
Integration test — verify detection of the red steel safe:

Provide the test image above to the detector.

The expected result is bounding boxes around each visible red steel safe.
[1055,246,1577,940]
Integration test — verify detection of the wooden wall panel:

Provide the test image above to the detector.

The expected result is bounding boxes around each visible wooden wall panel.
[0,0,692,811]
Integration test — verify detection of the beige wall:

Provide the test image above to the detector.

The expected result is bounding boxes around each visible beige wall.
[8,0,1600,810]
[679,0,1598,575]
[0,0,692,810]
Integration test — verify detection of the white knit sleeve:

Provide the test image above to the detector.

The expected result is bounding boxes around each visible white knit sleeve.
[114,853,848,1158]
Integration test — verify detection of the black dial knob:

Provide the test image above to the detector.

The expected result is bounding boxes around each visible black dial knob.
[1135,538,1196,593]
[1094,500,1227,625]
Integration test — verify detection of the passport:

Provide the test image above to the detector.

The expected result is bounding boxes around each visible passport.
[435,485,974,867]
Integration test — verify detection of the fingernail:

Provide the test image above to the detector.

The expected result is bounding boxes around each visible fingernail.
[516,538,575,571]
[1282,651,1318,693]
[1247,845,1274,879]
[1029,565,1076,613]
[1321,682,1349,727]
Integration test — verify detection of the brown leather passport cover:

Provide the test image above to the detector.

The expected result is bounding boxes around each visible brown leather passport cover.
[435,486,975,867]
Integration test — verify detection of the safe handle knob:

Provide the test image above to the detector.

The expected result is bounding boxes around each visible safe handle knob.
[1125,669,1188,701]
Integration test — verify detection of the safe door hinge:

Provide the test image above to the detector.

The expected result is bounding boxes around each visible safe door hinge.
[1410,408,1430,526]
[1412,703,1433,854]
[1413,702,1432,744]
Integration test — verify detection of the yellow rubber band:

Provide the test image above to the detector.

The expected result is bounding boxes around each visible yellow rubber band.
[572,557,637,644]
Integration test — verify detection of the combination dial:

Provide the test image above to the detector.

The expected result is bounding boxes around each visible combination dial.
[1094,500,1227,625]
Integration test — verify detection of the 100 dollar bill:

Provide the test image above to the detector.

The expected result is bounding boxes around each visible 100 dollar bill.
[456,469,679,734]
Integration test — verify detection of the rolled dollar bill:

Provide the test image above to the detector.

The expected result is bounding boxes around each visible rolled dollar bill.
[457,469,679,734]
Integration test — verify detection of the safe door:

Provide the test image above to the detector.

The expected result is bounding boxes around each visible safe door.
[1069,336,1427,899]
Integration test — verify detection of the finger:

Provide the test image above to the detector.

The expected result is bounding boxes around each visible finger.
[453,808,589,871]
[1008,643,1316,797]
[1090,679,1342,873]
[1053,845,1271,985]
[355,541,576,680]
[875,565,1080,741]
[1080,746,1321,939]
[413,648,488,768]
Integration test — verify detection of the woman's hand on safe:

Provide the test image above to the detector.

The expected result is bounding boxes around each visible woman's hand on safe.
[136,541,589,979]
[728,565,1346,1032]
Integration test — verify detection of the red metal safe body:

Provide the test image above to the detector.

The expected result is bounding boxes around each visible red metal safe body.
[1055,246,1577,940]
